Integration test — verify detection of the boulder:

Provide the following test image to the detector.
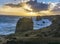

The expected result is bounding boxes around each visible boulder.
[16,17,33,33]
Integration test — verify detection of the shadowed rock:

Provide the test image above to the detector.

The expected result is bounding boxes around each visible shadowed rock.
[16,17,33,33]
[5,37,17,44]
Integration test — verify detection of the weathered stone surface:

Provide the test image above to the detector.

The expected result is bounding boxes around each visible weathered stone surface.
[16,17,33,33]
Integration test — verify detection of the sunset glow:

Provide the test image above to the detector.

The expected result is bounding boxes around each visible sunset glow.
[22,3,32,11]
[0,0,60,16]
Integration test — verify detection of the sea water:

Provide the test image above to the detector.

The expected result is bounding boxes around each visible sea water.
[0,15,20,35]
[0,15,52,35]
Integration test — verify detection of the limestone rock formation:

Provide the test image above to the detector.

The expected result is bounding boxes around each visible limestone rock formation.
[16,17,33,33]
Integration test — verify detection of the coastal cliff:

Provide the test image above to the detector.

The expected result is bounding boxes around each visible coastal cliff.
[16,17,33,33]
[1,15,60,44]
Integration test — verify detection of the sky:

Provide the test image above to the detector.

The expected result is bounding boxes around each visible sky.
[0,0,60,16]
[0,0,59,6]
[38,0,59,3]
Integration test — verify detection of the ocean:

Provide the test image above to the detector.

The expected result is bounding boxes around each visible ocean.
[0,15,20,35]
[0,15,52,35]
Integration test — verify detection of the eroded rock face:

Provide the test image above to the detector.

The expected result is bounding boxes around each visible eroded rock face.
[16,17,33,33]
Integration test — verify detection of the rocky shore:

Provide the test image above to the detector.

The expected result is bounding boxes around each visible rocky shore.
[0,15,60,44]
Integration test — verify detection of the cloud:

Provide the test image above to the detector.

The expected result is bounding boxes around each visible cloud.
[5,1,49,12]
[4,3,22,7]
[0,1,60,16]
[51,2,60,14]
[49,3,57,10]
[27,1,49,12]
[3,1,50,13]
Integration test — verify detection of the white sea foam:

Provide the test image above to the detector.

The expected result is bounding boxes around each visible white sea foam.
[33,19,52,30]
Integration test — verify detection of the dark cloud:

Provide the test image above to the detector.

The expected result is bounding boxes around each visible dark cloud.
[4,0,49,12]
[5,3,22,7]
[27,1,49,12]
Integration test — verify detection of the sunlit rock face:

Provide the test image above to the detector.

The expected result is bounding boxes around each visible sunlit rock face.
[16,17,33,33]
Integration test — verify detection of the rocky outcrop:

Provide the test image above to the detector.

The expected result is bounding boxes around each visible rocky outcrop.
[2,15,60,44]
[16,17,33,33]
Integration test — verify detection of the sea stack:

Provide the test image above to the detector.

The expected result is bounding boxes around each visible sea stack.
[16,17,33,33]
